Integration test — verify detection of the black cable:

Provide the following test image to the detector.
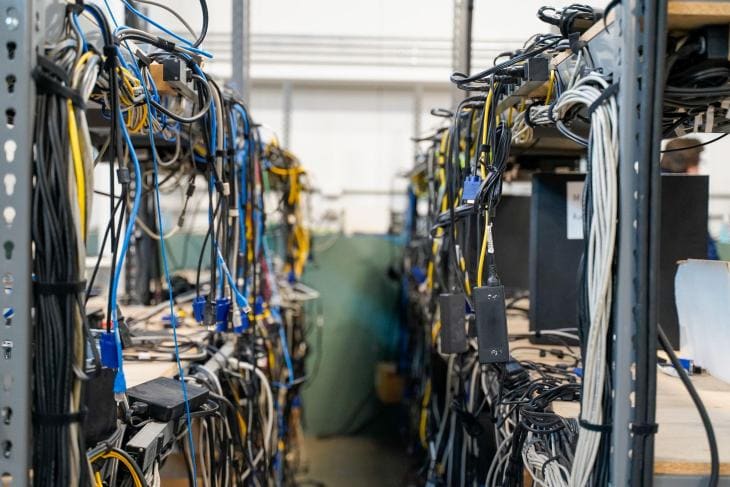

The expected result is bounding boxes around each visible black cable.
[660,133,728,153]
[193,0,209,47]
[86,195,125,302]
[658,325,719,487]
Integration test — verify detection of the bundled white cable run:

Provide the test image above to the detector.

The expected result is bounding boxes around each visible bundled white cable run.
[552,74,618,487]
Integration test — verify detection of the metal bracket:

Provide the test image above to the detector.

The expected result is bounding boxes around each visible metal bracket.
[0,0,44,485]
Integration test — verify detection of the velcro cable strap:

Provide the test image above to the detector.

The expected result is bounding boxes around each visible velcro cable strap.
[33,280,87,296]
[524,105,536,128]
[569,32,586,54]
[547,102,558,123]
[33,56,86,109]
[587,83,619,116]
[33,409,86,426]
[579,417,612,433]
[630,422,658,436]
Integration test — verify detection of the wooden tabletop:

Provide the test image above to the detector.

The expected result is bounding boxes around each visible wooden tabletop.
[118,301,730,476]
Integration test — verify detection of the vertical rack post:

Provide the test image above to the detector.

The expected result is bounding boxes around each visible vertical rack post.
[0,0,41,484]
[451,0,473,105]
[613,0,666,484]
[232,0,251,101]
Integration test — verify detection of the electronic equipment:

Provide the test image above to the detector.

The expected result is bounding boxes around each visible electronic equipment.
[660,174,709,348]
[529,173,709,348]
[82,368,117,447]
[492,194,531,293]
[529,173,586,343]
[439,293,468,354]
[474,285,510,363]
[127,377,209,422]
[125,420,176,472]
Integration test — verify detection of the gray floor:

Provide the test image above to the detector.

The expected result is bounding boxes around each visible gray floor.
[297,435,412,487]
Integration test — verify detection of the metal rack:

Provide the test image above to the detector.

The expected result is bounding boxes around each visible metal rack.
[0,0,714,485]
[448,0,689,485]
[0,2,250,485]
[612,0,667,484]
[0,0,43,484]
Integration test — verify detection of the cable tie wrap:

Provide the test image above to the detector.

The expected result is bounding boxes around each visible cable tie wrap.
[32,56,86,109]
[547,102,559,123]
[569,32,586,54]
[630,422,658,436]
[587,82,619,116]
[33,408,86,426]
[524,105,536,128]
[33,280,87,296]
[578,417,612,433]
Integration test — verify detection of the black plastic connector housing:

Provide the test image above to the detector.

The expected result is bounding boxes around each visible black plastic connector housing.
[474,285,509,363]
[439,293,467,354]
[703,25,730,61]
[128,377,209,422]
[524,56,550,83]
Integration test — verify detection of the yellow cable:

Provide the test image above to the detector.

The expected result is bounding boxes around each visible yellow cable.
[419,379,432,448]
[94,471,103,487]
[431,320,442,344]
[545,69,556,105]
[75,51,95,70]
[90,451,143,487]
[479,87,495,178]
[67,100,86,239]
[476,212,489,287]
[460,256,471,295]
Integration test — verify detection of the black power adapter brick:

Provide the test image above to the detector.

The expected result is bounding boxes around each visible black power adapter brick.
[474,284,509,364]
[439,293,468,354]
[128,377,209,422]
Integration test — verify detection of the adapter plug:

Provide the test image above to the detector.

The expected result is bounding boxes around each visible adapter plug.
[439,293,468,354]
[474,284,509,364]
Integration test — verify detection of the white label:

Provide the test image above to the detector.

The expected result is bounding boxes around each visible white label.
[566,181,584,240]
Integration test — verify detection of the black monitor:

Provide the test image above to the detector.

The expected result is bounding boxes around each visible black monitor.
[528,172,708,349]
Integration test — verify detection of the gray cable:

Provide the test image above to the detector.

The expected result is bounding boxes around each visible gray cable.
[129,0,197,38]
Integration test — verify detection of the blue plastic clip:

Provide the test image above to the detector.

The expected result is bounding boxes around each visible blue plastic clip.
[412,266,426,285]
[254,296,264,316]
[215,297,231,332]
[233,310,250,333]
[462,175,482,203]
[100,332,119,369]
[192,295,206,323]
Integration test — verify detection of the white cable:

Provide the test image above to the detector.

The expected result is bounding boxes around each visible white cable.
[226,356,275,455]
[552,74,618,487]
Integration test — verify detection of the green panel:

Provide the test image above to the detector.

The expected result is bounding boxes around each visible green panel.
[301,234,402,436]
[717,242,730,261]
[165,233,208,272]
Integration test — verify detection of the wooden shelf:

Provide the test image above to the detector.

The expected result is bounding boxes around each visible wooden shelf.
[668,1,730,30]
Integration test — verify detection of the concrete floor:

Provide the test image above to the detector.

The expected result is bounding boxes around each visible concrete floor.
[296,435,413,487]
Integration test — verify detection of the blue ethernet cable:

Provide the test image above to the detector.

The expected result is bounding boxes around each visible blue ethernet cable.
[120,0,212,58]
[105,98,143,395]
[137,71,200,487]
